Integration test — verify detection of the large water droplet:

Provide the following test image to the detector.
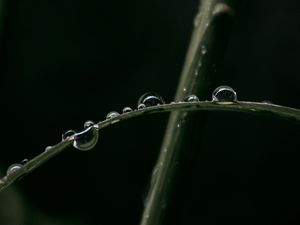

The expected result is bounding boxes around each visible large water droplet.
[122,107,133,113]
[212,85,237,103]
[138,92,165,107]
[7,164,22,175]
[184,94,199,102]
[73,126,99,151]
[62,130,76,141]
[106,111,120,120]
[138,103,146,110]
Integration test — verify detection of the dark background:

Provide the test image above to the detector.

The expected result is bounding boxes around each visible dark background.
[0,0,300,225]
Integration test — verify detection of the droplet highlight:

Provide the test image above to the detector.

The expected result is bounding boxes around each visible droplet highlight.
[122,107,133,113]
[106,111,120,120]
[212,85,237,103]
[138,92,165,107]
[184,94,199,102]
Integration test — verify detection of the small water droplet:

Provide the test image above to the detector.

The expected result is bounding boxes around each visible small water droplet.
[184,94,199,102]
[212,85,237,103]
[138,103,146,109]
[106,111,120,120]
[45,146,52,152]
[84,120,95,129]
[138,92,165,107]
[62,130,76,141]
[193,14,201,27]
[183,88,187,92]
[21,159,28,165]
[262,100,273,104]
[122,106,133,113]
[7,164,22,175]
[201,45,207,54]
[73,126,99,151]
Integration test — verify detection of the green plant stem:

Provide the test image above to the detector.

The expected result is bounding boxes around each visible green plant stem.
[140,0,239,224]
[0,101,299,192]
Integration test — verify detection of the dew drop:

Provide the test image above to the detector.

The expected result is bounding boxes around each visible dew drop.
[201,45,207,55]
[212,85,237,103]
[21,159,28,165]
[62,130,76,141]
[106,111,120,120]
[184,94,199,102]
[45,146,52,152]
[122,106,133,113]
[84,120,95,129]
[138,103,146,109]
[262,100,273,104]
[7,164,22,175]
[73,126,99,151]
[138,92,165,107]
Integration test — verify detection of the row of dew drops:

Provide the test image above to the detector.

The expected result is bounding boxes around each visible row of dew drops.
[6,85,240,176]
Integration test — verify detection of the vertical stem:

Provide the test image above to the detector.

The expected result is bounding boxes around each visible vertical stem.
[140,1,238,225]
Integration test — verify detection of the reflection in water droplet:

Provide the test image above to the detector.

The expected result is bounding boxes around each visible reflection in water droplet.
[212,85,237,103]
[106,111,120,120]
[62,130,76,141]
[73,126,99,151]
[201,45,207,54]
[122,107,133,113]
[138,92,165,107]
[7,164,22,175]
[184,95,199,102]
[84,120,95,129]
[138,103,146,109]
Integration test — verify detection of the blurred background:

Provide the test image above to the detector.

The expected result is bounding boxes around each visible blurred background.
[0,0,299,224]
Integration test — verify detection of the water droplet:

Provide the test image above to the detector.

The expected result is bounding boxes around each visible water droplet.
[106,111,120,120]
[21,159,28,165]
[201,45,207,54]
[7,164,22,175]
[184,94,199,102]
[138,92,165,107]
[73,126,99,151]
[193,14,201,27]
[262,100,273,104]
[62,130,76,141]
[122,107,133,113]
[138,103,146,109]
[212,85,237,103]
[183,88,187,92]
[45,146,52,152]
[84,120,95,128]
